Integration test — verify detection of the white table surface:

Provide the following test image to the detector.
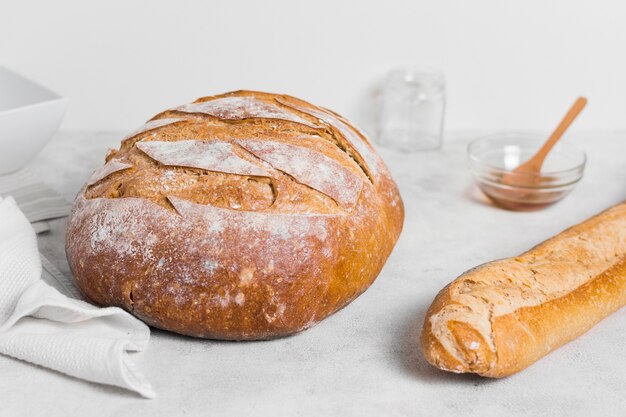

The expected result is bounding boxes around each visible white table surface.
[1,131,625,417]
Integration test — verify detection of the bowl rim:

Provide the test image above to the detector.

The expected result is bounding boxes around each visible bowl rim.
[0,96,68,117]
[467,132,587,177]
[0,66,67,115]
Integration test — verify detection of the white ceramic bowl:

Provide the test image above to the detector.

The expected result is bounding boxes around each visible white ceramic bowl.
[0,67,68,175]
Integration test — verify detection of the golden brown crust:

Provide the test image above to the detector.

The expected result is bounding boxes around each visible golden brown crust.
[421,202,626,376]
[487,257,626,377]
[66,90,404,340]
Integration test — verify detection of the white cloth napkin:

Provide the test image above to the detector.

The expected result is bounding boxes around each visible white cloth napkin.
[0,196,155,398]
[0,168,72,234]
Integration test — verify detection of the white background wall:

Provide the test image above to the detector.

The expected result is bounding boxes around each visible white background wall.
[2,0,626,135]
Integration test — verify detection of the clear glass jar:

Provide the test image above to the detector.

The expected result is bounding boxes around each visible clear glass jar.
[378,67,446,152]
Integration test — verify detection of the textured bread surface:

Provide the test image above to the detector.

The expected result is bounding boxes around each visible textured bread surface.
[421,202,626,377]
[66,90,404,340]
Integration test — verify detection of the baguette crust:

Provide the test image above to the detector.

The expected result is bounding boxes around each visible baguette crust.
[421,202,626,377]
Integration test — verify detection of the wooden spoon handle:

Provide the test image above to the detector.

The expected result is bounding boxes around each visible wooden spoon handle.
[533,96,587,167]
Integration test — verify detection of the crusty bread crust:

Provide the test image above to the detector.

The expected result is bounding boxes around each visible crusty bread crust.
[66,91,404,340]
[421,202,626,376]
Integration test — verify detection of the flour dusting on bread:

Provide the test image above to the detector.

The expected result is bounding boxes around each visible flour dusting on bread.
[66,90,404,340]
[175,96,319,129]
[122,117,186,141]
[136,140,270,177]
[87,159,134,186]
[237,139,362,208]
[276,98,381,182]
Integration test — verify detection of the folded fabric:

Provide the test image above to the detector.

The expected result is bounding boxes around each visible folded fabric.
[0,168,71,223]
[40,252,83,299]
[0,196,155,398]
[0,168,72,235]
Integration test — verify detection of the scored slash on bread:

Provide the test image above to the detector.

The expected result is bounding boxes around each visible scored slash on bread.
[174,96,321,129]
[68,90,404,340]
[275,97,382,182]
[421,202,626,377]
[87,159,134,186]
[235,139,363,209]
[136,140,271,177]
[119,117,186,142]
[89,91,380,212]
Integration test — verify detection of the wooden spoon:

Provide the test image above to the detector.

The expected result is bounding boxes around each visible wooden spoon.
[503,97,587,187]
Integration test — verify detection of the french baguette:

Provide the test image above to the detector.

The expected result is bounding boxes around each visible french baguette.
[421,202,626,377]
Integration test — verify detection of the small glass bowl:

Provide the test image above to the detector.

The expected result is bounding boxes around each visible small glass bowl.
[468,133,586,210]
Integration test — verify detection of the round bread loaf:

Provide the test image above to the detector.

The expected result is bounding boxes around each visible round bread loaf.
[66,91,404,340]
